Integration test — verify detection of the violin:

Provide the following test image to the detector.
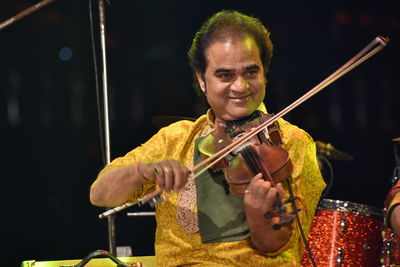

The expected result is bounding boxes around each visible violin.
[198,110,297,229]
[198,111,293,195]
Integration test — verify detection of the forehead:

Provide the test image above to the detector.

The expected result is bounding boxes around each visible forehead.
[204,36,262,70]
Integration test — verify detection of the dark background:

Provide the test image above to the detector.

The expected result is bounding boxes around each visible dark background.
[1,0,399,265]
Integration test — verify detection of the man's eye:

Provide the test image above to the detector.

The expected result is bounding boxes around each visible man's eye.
[219,73,233,79]
[246,70,259,77]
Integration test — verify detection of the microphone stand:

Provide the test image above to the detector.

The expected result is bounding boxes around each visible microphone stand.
[95,0,116,256]
[1,0,116,257]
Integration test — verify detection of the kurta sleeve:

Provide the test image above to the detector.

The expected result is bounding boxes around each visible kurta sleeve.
[96,120,197,203]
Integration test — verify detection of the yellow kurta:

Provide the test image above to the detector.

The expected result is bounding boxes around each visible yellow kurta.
[98,109,325,266]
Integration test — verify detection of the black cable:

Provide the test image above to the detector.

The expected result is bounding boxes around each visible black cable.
[88,0,106,166]
[286,178,317,267]
[74,249,127,267]
[318,153,334,199]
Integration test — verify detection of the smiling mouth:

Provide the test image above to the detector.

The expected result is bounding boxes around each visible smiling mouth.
[228,95,251,101]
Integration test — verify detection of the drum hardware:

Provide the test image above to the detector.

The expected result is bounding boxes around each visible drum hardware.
[336,247,343,266]
[363,243,371,250]
[339,216,347,237]
[315,141,353,199]
[315,141,354,161]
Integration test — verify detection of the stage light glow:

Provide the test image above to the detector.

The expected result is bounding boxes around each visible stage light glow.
[59,47,73,61]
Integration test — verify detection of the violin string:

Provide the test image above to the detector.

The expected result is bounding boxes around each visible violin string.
[245,146,275,186]
[242,147,261,177]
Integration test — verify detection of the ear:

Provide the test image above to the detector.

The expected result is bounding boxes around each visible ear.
[195,70,206,93]
[263,64,269,74]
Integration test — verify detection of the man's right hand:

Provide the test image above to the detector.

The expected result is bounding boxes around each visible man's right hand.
[137,159,190,193]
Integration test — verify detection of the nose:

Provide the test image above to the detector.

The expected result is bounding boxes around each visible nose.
[231,76,249,93]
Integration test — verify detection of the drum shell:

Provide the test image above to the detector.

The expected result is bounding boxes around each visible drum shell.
[301,199,383,267]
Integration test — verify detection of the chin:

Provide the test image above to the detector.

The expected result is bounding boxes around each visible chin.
[225,110,255,121]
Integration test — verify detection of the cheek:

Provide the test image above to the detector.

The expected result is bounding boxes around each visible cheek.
[251,78,266,95]
[259,77,267,92]
[206,80,227,97]
[259,85,266,98]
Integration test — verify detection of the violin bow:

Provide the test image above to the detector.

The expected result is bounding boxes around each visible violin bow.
[99,36,389,217]
[192,36,389,178]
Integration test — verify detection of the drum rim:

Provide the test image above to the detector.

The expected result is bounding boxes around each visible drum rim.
[318,198,383,217]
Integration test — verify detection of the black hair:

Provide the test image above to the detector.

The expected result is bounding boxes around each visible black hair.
[187,10,273,96]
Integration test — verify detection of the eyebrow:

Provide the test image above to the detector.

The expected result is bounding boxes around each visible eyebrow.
[245,65,260,71]
[214,68,233,74]
[214,64,260,75]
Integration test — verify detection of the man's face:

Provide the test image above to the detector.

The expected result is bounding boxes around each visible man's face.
[196,35,266,122]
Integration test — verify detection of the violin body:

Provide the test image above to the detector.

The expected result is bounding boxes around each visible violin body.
[198,112,293,195]
[226,142,293,195]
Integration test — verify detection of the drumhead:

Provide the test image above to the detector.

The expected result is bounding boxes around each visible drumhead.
[318,198,383,217]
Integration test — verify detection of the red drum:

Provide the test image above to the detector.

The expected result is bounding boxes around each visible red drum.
[301,199,383,266]
[381,227,400,266]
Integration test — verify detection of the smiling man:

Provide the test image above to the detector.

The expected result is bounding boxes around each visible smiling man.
[90,10,325,266]
[195,35,266,122]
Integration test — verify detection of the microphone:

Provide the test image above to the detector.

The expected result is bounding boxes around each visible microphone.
[315,140,354,161]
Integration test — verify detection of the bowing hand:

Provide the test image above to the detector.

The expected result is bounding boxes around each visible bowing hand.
[138,159,190,193]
